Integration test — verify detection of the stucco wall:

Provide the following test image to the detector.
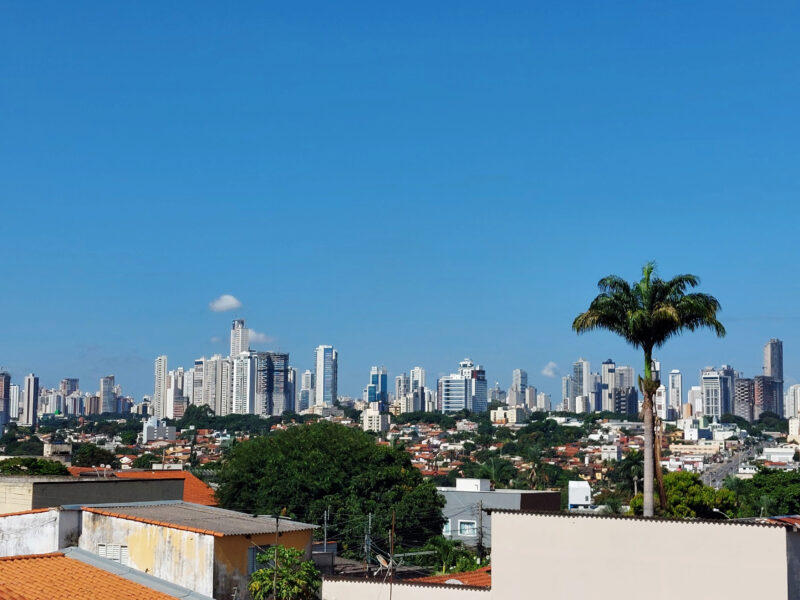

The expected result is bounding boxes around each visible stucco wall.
[79,512,215,596]
[0,509,60,556]
[0,482,34,514]
[214,529,313,600]
[491,512,791,600]
[323,579,490,600]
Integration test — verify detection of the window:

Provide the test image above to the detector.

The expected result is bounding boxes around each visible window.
[97,544,129,566]
[442,520,451,536]
[458,520,477,537]
[248,545,275,575]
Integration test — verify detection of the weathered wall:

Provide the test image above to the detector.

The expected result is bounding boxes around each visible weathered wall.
[323,579,489,600]
[0,509,60,556]
[0,482,34,514]
[214,529,313,600]
[79,511,215,596]
[492,512,791,600]
[33,479,184,508]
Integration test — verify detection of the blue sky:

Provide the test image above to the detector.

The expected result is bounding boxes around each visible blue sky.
[2,2,799,402]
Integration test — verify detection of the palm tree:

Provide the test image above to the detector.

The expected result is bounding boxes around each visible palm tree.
[573,262,724,517]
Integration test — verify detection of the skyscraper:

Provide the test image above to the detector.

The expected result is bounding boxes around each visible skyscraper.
[439,359,487,413]
[701,368,722,419]
[299,369,315,412]
[734,378,755,422]
[395,373,410,400]
[193,358,205,407]
[512,369,528,394]
[100,375,116,414]
[254,352,290,416]
[668,370,682,417]
[314,345,338,406]
[365,366,388,406]
[572,358,590,399]
[764,339,784,416]
[232,352,256,414]
[561,376,573,411]
[230,319,249,357]
[410,367,426,393]
[153,355,168,419]
[601,360,616,412]
[20,373,39,429]
[754,375,777,417]
[59,378,79,397]
[0,372,10,426]
[9,384,20,420]
[785,384,800,420]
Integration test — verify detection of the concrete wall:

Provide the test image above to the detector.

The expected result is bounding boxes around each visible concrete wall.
[323,579,490,600]
[0,481,34,514]
[491,512,792,600]
[0,508,60,556]
[80,511,215,597]
[214,529,313,600]
[32,478,184,508]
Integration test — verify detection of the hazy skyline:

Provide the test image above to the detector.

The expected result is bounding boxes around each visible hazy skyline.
[2,2,799,400]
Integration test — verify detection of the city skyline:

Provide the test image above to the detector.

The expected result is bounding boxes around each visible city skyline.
[2,3,799,401]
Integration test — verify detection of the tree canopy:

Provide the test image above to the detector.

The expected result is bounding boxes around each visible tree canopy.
[630,471,736,518]
[217,421,444,557]
[726,468,800,517]
[249,545,320,600]
[0,457,69,475]
[72,443,119,468]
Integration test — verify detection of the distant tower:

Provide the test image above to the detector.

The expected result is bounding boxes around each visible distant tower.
[60,378,79,397]
[668,370,682,418]
[410,367,426,393]
[100,375,116,414]
[395,373,410,401]
[21,373,39,429]
[0,372,10,426]
[230,319,249,357]
[300,369,315,411]
[764,339,784,415]
[153,355,168,419]
[512,369,528,394]
[314,345,338,406]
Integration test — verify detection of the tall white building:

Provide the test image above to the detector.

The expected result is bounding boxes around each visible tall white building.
[572,358,590,399]
[153,355,168,419]
[439,358,487,413]
[230,319,249,357]
[536,392,551,412]
[192,358,205,406]
[395,373,410,400]
[299,369,315,412]
[20,374,39,428]
[410,367,426,393]
[314,345,338,406]
[668,370,682,417]
[701,368,722,419]
[561,376,573,411]
[688,385,703,417]
[615,366,635,390]
[785,384,800,419]
[9,384,20,420]
[232,352,256,414]
[654,385,668,420]
[601,360,616,412]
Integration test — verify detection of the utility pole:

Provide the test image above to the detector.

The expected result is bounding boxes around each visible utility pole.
[389,509,395,599]
[364,513,372,576]
[273,516,279,595]
[323,509,328,553]
[477,500,485,562]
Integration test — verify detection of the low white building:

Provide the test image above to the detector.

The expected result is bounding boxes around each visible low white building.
[601,445,622,462]
[361,402,389,433]
[490,407,527,425]
[568,481,592,509]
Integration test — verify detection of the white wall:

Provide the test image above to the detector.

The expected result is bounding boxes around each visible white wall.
[80,511,215,596]
[323,579,489,600]
[491,512,791,600]
[0,509,60,556]
[0,482,33,514]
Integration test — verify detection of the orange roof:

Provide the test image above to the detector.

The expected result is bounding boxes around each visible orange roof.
[115,471,217,506]
[409,565,491,588]
[0,508,52,518]
[0,553,177,600]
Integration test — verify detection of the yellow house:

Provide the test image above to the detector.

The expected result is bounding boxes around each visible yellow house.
[79,501,316,600]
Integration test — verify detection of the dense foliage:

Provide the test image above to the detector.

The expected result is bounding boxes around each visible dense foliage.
[629,471,736,518]
[0,457,69,475]
[725,468,800,517]
[217,421,444,557]
[72,443,120,468]
[0,425,44,456]
[249,545,320,600]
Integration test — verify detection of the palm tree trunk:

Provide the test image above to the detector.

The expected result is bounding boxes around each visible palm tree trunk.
[653,417,668,509]
[642,391,655,517]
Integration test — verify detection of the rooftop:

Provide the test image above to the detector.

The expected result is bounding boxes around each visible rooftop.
[409,565,492,588]
[0,552,180,600]
[68,468,217,506]
[82,501,317,537]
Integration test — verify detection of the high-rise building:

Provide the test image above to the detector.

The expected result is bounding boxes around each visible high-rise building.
[395,373,410,400]
[230,319,249,357]
[232,352,256,414]
[9,384,20,420]
[0,372,10,426]
[764,339,784,416]
[668,370,682,418]
[193,358,205,407]
[512,369,528,394]
[718,365,736,416]
[561,376,573,411]
[299,369,315,412]
[410,367,426,393]
[754,375,778,417]
[701,368,723,419]
[100,375,116,414]
[439,359,487,413]
[785,384,800,420]
[218,357,234,416]
[59,378,79,397]
[601,360,616,412]
[688,385,703,417]
[314,345,338,406]
[734,378,755,422]
[654,385,668,420]
[365,366,388,406]
[165,368,184,419]
[615,366,636,390]
[572,359,590,399]
[254,352,291,416]
[525,385,538,411]
[153,355,168,419]
[536,392,551,412]
[20,374,39,429]
[287,367,297,413]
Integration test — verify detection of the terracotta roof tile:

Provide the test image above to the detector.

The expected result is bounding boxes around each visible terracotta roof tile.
[0,553,178,599]
[409,565,491,588]
[0,508,53,518]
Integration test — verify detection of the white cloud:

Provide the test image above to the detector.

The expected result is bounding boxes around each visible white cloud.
[541,361,560,378]
[249,330,275,345]
[209,294,242,312]
[210,336,222,344]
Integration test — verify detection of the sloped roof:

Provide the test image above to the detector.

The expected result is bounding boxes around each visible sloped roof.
[82,502,317,537]
[0,553,177,600]
[408,565,491,588]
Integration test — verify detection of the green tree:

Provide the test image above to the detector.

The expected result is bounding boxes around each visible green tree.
[629,471,736,518]
[573,262,724,516]
[728,468,800,517]
[0,457,69,475]
[132,453,160,469]
[72,443,120,468]
[217,421,444,557]
[249,545,320,600]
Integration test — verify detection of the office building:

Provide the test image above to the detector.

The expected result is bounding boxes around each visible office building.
[572,358,590,399]
[232,352,256,414]
[20,374,39,429]
[668,370,682,418]
[254,352,291,416]
[525,385,538,410]
[701,368,723,419]
[688,385,703,417]
[364,366,388,406]
[512,369,528,394]
[615,366,635,390]
[100,375,116,414]
[230,319,249,357]
[439,359,487,413]
[299,369,314,412]
[314,345,338,406]
[410,367,426,393]
[735,378,755,422]
[561,376,573,411]
[764,339,784,416]
[287,367,297,413]
[718,365,736,415]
